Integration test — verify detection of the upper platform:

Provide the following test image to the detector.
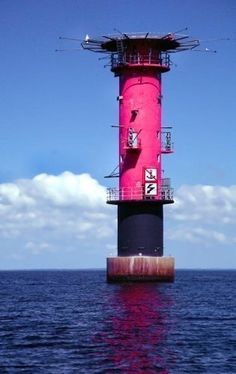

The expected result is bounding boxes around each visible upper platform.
[81,31,199,74]
[81,31,200,53]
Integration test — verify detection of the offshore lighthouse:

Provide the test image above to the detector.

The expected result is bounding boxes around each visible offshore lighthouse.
[82,31,199,281]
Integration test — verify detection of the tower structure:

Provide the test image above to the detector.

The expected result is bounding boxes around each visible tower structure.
[82,32,199,281]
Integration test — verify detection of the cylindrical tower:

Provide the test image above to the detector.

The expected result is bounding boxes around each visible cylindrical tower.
[82,32,199,281]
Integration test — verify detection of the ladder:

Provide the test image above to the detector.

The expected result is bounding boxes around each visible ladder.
[116,39,124,64]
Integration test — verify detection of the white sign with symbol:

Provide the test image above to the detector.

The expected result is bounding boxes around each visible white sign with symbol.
[144,168,157,181]
[145,183,157,196]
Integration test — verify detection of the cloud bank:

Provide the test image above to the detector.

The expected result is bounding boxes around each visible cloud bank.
[0,172,235,268]
[166,184,236,245]
[0,172,116,267]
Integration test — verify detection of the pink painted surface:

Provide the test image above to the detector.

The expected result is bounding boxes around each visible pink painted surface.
[119,68,162,199]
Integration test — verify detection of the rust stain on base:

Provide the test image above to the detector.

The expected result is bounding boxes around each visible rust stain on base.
[107,256,175,282]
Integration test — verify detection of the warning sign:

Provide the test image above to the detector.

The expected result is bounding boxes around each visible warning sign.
[145,183,157,196]
[144,168,157,182]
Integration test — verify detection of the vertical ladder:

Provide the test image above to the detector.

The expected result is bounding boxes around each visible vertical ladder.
[116,39,124,64]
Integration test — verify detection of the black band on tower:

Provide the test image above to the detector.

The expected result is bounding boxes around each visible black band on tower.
[118,203,163,257]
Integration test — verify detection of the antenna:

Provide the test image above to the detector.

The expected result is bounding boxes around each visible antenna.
[114,28,130,39]
[161,27,188,40]
[173,27,188,35]
[55,48,83,52]
[59,36,83,42]
[192,48,217,53]
[199,37,231,43]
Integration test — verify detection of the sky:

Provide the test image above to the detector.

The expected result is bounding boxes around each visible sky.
[0,0,236,269]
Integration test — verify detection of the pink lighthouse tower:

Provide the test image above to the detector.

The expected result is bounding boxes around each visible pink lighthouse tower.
[82,31,199,282]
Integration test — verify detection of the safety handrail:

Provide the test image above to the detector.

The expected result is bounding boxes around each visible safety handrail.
[111,52,170,69]
[107,185,173,202]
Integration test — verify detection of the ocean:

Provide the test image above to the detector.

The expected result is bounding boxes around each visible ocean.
[0,270,235,373]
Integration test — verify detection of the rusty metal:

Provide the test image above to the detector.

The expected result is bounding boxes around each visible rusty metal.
[107,256,175,282]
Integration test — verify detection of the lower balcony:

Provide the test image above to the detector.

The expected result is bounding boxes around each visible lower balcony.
[106,185,174,204]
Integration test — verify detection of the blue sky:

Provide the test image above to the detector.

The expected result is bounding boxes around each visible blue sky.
[0,0,235,269]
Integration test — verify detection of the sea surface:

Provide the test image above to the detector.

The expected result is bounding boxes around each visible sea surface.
[0,270,235,373]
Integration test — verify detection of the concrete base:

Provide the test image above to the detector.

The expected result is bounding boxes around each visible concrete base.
[107,256,175,282]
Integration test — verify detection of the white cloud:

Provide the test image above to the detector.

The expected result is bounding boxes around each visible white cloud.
[0,172,116,265]
[31,172,106,208]
[0,175,235,268]
[166,184,236,245]
[25,241,52,255]
[167,226,231,245]
[169,184,236,224]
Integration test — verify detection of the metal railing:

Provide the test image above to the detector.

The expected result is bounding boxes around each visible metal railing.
[125,138,142,149]
[161,131,174,153]
[161,142,174,153]
[107,184,173,202]
[111,52,170,70]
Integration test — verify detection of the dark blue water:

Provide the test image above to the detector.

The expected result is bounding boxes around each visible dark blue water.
[0,270,235,373]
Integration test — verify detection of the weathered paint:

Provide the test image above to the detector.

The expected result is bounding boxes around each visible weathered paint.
[107,256,175,282]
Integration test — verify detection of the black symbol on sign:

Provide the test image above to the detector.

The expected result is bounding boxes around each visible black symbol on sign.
[147,184,155,194]
[147,170,155,180]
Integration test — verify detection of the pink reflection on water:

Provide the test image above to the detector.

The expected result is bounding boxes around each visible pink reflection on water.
[96,284,175,373]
